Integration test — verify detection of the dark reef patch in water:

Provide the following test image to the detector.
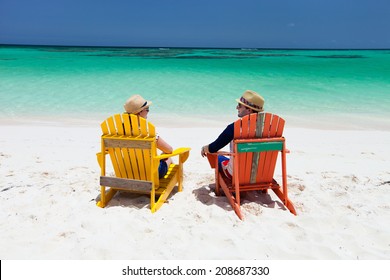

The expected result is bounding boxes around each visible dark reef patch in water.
[306,55,366,59]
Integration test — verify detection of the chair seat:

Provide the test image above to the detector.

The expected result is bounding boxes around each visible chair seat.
[217,174,281,193]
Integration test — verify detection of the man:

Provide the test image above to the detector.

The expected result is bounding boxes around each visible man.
[201,90,265,178]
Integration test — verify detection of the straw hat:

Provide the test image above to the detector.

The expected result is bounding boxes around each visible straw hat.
[236,90,264,112]
[123,94,152,114]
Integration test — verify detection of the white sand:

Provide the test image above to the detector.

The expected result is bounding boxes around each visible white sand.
[0,121,389,260]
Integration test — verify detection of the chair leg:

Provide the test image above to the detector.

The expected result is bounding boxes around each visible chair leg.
[276,147,297,215]
[219,174,243,220]
[232,203,243,220]
[215,171,220,196]
[214,156,221,196]
[177,163,183,192]
[97,187,117,208]
[152,174,177,213]
[98,186,106,207]
[272,188,297,215]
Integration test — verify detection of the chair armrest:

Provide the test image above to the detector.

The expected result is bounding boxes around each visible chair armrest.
[215,151,234,156]
[155,147,191,163]
[207,151,233,169]
[96,150,108,158]
[96,151,108,168]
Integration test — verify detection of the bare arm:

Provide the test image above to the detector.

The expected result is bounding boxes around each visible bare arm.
[157,136,173,154]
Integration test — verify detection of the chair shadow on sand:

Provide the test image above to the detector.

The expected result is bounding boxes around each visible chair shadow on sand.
[93,191,177,210]
[192,183,287,216]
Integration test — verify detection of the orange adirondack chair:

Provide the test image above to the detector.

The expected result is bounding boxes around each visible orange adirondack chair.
[209,112,296,220]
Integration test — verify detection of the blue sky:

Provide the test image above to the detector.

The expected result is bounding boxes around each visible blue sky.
[0,0,389,49]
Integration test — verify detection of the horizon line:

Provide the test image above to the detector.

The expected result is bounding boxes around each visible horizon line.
[1,43,389,51]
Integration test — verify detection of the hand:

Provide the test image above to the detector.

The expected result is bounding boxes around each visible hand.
[201,145,209,157]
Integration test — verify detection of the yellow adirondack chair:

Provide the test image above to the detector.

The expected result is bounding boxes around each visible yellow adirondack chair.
[96,113,190,212]
[208,112,296,220]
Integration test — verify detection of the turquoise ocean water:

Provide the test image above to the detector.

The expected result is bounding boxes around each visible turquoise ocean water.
[1,45,389,129]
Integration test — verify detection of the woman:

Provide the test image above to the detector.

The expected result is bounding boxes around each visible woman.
[123,94,173,178]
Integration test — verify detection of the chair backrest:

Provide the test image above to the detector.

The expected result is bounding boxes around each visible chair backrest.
[100,113,158,182]
[233,112,285,185]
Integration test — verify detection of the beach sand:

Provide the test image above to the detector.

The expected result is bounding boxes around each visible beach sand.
[0,122,389,260]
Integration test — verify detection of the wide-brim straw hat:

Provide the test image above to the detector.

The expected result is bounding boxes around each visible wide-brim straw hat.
[124,94,152,114]
[236,90,264,112]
